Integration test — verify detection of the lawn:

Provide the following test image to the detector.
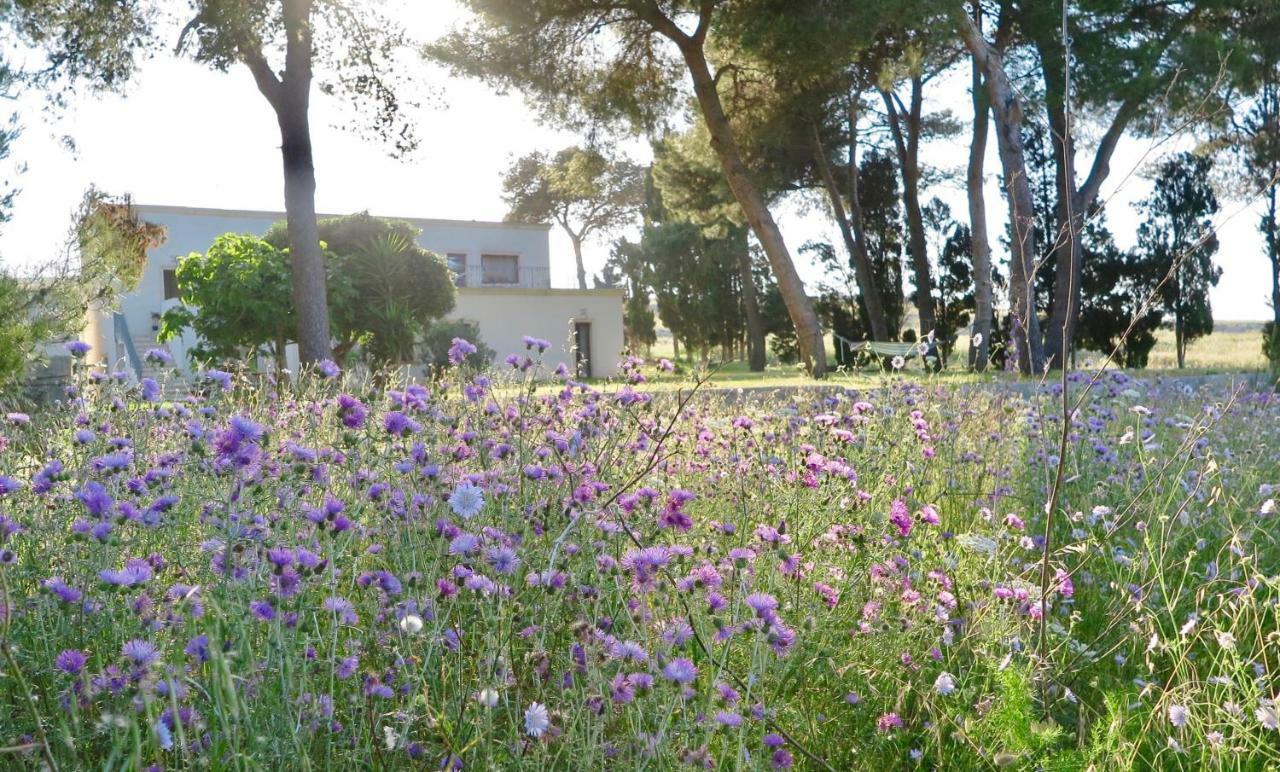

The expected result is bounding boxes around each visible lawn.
[0,347,1277,770]
[636,322,1273,393]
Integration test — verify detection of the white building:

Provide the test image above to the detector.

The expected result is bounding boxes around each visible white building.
[84,205,624,378]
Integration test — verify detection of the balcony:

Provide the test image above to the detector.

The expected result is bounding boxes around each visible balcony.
[451,264,551,289]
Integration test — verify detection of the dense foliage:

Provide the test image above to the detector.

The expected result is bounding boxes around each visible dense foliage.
[3,341,1276,769]
[162,214,456,368]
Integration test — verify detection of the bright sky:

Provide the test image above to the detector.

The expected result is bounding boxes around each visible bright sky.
[0,1,1272,320]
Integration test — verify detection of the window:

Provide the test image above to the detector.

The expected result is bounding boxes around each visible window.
[481,254,519,285]
[446,253,467,287]
[163,269,180,300]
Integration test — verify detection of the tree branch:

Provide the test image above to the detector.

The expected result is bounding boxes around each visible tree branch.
[239,44,283,110]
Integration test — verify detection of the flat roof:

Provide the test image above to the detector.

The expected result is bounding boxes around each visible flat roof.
[457,287,624,297]
[132,204,553,232]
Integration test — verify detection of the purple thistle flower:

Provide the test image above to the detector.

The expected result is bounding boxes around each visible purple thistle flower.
[486,546,520,575]
[203,369,233,391]
[64,340,91,356]
[99,558,153,587]
[42,577,83,604]
[322,596,359,625]
[889,499,913,538]
[144,348,174,366]
[55,649,88,675]
[382,411,421,437]
[662,658,698,684]
[336,394,368,429]
[448,337,477,365]
[0,476,21,496]
[121,639,159,666]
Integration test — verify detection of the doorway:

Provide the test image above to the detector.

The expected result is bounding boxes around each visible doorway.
[574,322,592,379]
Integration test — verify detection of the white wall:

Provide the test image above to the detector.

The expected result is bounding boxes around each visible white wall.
[104,205,554,371]
[450,288,625,378]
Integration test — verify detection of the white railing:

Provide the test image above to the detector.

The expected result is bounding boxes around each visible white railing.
[453,265,551,289]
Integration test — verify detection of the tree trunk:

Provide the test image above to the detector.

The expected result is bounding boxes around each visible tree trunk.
[275,330,288,375]
[967,20,994,372]
[735,233,767,371]
[881,78,937,339]
[957,10,1044,375]
[678,42,827,377]
[1041,93,1083,370]
[242,0,331,365]
[570,232,587,290]
[1270,181,1280,368]
[809,119,888,342]
[1176,311,1185,369]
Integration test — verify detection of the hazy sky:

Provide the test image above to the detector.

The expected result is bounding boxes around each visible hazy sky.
[0,1,1273,320]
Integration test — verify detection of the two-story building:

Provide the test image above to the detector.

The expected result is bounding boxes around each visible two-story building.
[84,205,624,379]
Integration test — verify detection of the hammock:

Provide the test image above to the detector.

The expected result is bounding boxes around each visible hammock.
[832,334,926,361]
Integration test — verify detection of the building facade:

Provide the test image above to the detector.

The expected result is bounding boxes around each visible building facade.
[84,205,624,378]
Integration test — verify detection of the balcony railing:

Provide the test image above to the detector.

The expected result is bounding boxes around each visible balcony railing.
[452,265,551,289]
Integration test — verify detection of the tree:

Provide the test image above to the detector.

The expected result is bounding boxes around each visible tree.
[269,213,454,365]
[429,0,830,376]
[604,241,658,353]
[964,0,997,371]
[859,151,907,339]
[651,130,766,370]
[1070,211,1163,368]
[923,199,974,365]
[1136,153,1222,369]
[159,233,295,367]
[713,0,897,344]
[163,214,455,368]
[812,150,909,367]
[877,41,961,342]
[1225,4,1280,374]
[955,5,1044,374]
[1,190,159,393]
[1013,0,1238,368]
[7,0,417,365]
[502,146,645,290]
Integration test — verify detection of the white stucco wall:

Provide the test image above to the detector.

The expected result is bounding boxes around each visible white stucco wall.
[450,288,625,378]
[93,205,557,373]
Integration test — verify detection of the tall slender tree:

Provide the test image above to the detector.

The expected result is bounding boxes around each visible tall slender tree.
[1017,0,1230,368]
[1136,152,1222,369]
[6,0,415,365]
[955,6,1044,374]
[429,1,830,375]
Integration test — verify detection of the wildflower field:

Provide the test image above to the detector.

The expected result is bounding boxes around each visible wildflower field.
[0,345,1278,770]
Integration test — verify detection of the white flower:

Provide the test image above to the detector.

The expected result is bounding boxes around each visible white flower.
[448,482,485,519]
[524,701,550,738]
[398,614,424,635]
[934,671,956,696]
[1207,731,1224,747]
[971,333,983,347]
[1214,630,1236,650]
[1179,615,1197,637]
[891,355,905,370]
[1168,703,1189,728]
[1257,703,1279,731]
[1261,498,1276,517]
[476,688,499,708]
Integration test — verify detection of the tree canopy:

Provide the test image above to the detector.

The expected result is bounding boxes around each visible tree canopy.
[502,146,644,289]
[162,213,455,368]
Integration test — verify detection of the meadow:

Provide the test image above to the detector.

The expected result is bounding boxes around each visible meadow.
[0,341,1277,770]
